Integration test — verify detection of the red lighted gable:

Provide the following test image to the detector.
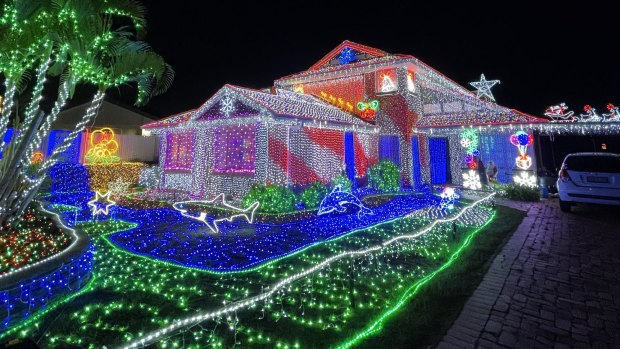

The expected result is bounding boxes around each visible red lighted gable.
[309,41,388,71]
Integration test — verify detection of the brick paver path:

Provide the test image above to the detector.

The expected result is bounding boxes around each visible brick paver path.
[438,199,620,348]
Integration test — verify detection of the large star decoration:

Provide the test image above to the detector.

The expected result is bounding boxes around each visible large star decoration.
[469,74,500,102]
[88,191,116,217]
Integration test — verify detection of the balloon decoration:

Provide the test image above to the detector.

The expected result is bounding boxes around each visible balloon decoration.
[509,130,533,170]
[460,129,479,169]
[86,128,120,163]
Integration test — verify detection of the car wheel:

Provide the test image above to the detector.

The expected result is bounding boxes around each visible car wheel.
[559,199,571,212]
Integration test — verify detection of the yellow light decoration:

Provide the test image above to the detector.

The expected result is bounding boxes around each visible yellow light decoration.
[85,162,146,192]
[85,127,120,163]
[31,151,44,164]
[293,85,304,93]
[318,90,355,113]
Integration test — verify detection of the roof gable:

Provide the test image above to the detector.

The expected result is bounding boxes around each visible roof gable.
[308,40,388,71]
[193,87,263,122]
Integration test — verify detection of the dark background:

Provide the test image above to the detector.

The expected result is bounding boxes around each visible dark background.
[129,1,618,119]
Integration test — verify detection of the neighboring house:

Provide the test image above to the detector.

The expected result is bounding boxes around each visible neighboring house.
[47,99,159,163]
[143,41,548,198]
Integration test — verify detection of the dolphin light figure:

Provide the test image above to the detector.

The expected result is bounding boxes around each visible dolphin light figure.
[317,184,373,218]
[172,193,260,233]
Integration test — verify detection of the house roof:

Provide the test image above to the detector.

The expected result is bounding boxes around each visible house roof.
[142,85,372,129]
[56,99,157,132]
[276,40,412,83]
[142,110,193,129]
[228,85,370,126]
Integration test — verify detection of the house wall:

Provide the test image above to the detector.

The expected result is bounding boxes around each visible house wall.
[446,129,538,185]
[288,126,345,186]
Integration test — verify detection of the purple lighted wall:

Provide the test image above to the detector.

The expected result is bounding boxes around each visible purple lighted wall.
[212,124,257,174]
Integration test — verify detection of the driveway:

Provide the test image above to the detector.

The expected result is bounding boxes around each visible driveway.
[438,199,620,348]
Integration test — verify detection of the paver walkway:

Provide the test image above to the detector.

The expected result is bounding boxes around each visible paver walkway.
[438,199,620,349]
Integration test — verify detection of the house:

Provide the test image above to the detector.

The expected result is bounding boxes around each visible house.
[48,99,159,163]
[143,41,548,198]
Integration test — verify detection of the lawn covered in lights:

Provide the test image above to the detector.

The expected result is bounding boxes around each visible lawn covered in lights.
[2,194,498,348]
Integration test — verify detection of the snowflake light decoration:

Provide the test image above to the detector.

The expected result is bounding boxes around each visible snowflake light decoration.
[469,74,500,102]
[338,47,356,65]
[462,170,482,190]
[219,93,236,116]
[108,177,131,198]
[513,171,537,188]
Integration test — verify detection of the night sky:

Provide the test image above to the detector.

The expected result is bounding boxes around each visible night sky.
[132,1,617,119]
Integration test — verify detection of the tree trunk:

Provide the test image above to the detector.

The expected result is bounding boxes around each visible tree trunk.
[0,91,104,229]
[0,81,16,149]
[0,111,46,228]
[38,90,105,174]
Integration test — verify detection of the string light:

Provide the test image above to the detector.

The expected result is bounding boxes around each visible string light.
[509,130,533,170]
[85,162,145,192]
[469,74,500,102]
[85,127,120,163]
[172,194,260,234]
[88,191,116,216]
[462,170,481,190]
[513,170,537,188]
[117,193,496,348]
[438,187,459,210]
[317,184,373,218]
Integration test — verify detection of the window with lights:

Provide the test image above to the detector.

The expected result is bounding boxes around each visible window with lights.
[165,132,195,171]
[375,68,398,94]
[212,124,257,174]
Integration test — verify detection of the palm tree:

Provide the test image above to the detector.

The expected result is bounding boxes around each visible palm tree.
[0,0,173,227]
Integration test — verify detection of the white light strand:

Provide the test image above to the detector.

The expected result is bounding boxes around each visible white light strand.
[38,91,105,174]
[172,194,260,234]
[26,79,72,162]
[0,82,17,150]
[16,57,52,150]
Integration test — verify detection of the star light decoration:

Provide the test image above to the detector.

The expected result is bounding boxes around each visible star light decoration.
[469,74,500,102]
[88,191,116,217]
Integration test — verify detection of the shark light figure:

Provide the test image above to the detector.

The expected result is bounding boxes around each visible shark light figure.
[317,184,373,218]
[172,193,260,233]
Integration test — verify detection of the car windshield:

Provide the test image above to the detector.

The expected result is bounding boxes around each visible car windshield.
[565,155,620,173]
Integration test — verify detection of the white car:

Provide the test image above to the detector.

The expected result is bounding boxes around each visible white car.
[557,152,620,212]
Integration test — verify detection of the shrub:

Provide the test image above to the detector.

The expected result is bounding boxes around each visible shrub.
[502,183,540,202]
[242,184,297,214]
[331,175,353,193]
[300,182,329,210]
[368,160,401,192]
[49,163,90,194]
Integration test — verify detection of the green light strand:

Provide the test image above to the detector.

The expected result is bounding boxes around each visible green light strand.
[336,211,496,349]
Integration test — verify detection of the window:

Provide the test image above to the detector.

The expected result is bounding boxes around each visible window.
[565,155,620,173]
[376,68,398,94]
[165,132,195,171]
[212,124,256,174]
